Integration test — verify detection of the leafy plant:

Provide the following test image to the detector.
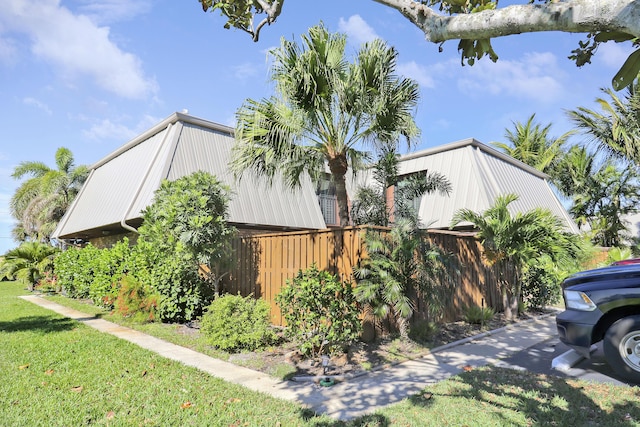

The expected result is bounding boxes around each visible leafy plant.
[54,244,102,298]
[200,293,276,352]
[113,275,159,323]
[139,171,236,299]
[408,319,439,344]
[0,242,59,291]
[355,220,458,338]
[276,265,361,357]
[463,305,495,325]
[451,193,582,319]
[132,239,205,322]
[352,146,451,227]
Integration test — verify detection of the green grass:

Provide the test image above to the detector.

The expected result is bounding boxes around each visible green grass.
[44,293,298,379]
[376,367,640,426]
[4,281,640,426]
[0,281,326,426]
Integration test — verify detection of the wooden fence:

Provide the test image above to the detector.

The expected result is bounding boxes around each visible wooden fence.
[223,226,510,326]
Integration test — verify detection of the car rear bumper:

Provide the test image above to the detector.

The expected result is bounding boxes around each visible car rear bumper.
[556,309,602,358]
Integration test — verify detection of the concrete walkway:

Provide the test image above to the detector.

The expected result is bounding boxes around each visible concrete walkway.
[20,295,558,421]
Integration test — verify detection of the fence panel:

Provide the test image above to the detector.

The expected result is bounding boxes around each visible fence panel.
[224,227,508,326]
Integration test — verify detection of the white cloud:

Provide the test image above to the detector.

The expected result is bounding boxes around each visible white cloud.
[397,61,435,88]
[338,15,378,44]
[83,118,137,141]
[457,52,565,103]
[82,114,161,142]
[75,0,151,24]
[597,42,634,69]
[23,97,52,115]
[0,0,157,99]
[233,62,259,81]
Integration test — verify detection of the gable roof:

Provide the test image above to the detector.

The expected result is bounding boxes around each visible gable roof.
[52,112,326,240]
[397,138,579,233]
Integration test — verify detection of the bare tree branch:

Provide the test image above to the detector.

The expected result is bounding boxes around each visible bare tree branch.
[373,0,640,42]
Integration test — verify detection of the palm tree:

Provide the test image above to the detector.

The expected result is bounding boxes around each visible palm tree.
[451,194,580,319]
[0,242,59,290]
[491,114,572,177]
[354,219,457,338]
[352,147,451,227]
[555,146,640,247]
[232,23,420,226]
[567,84,640,167]
[11,147,89,242]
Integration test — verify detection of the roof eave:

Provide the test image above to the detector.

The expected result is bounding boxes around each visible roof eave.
[399,138,549,180]
[90,112,234,170]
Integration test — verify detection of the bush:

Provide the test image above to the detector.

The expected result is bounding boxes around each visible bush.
[114,275,159,323]
[463,305,495,325]
[276,265,361,357]
[408,319,439,343]
[521,258,563,310]
[89,239,133,307]
[200,294,276,352]
[133,239,207,323]
[54,245,100,298]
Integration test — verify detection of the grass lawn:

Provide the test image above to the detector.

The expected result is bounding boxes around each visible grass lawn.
[3,281,640,426]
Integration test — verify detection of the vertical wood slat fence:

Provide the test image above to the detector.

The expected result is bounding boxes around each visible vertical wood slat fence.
[224,226,511,326]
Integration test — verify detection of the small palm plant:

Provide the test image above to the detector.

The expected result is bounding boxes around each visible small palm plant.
[451,194,581,319]
[1,242,60,291]
[355,220,457,338]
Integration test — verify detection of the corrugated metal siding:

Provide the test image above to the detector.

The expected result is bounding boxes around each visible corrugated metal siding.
[399,146,491,228]
[55,115,326,239]
[127,123,182,220]
[386,142,578,231]
[480,150,579,232]
[55,129,168,236]
[165,123,326,229]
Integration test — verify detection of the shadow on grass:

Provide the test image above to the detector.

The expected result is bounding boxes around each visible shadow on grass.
[303,410,390,427]
[417,366,640,426]
[0,315,77,333]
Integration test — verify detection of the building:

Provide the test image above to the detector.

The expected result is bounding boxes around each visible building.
[52,113,578,247]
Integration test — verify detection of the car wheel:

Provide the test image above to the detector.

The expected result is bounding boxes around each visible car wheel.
[604,315,640,383]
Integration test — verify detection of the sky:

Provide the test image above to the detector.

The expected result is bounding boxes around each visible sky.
[0,0,634,254]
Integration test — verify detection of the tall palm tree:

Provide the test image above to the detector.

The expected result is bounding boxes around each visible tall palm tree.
[491,114,572,177]
[0,242,59,290]
[555,146,640,247]
[10,147,89,242]
[567,83,640,167]
[451,194,580,319]
[232,23,420,226]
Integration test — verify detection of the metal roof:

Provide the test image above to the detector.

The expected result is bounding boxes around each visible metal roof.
[396,138,579,233]
[53,112,327,240]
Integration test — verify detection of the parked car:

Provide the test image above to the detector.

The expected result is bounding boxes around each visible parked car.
[556,263,640,382]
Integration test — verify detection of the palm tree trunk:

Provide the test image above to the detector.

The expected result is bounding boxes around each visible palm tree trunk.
[328,155,350,227]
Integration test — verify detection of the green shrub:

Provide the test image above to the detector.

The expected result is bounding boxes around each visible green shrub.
[89,239,133,307]
[200,294,276,352]
[54,245,100,298]
[521,258,563,310]
[464,305,495,325]
[114,275,159,323]
[408,319,439,343]
[133,239,207,323]
[276,264,362,357]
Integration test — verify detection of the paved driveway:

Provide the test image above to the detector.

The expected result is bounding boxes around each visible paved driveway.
[499,335,635,386]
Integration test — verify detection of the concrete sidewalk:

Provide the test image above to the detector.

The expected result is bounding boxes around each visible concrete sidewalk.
[20,295,558,421]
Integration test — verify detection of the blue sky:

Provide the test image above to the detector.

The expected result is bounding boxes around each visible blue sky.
[0,0,633,253]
